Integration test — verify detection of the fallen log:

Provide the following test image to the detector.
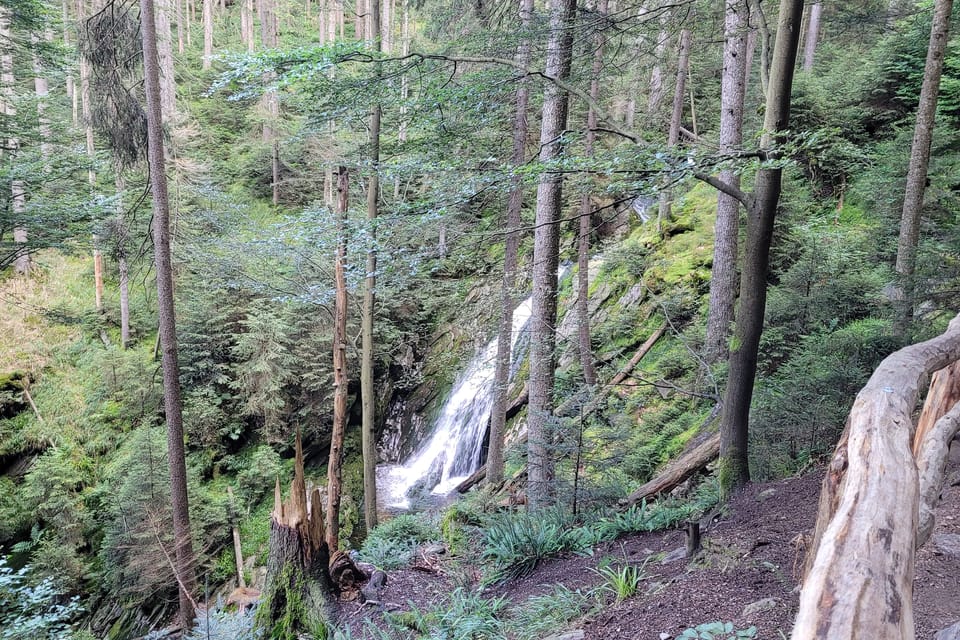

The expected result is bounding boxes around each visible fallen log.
[792,313,960,640]
[623,430,720,506]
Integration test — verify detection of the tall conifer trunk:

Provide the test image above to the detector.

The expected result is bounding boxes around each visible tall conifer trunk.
[528,0,576,510]
[894,0,954,334]
[360,0,382,532]
[718,0,804,496]
[140,0,197,627]
[487,0,535,487]
[705,0,748,364]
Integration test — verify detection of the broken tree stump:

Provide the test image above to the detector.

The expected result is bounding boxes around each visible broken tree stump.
[257,431,338,638]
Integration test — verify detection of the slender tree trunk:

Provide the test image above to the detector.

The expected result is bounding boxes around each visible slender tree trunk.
[801,1,820,71]
[658,28,692,226]
[63,0,77,127]
[327,168,350,551]
[259,0,280,205]
[114,170,131,348]
[140,0,197,627]
[155,0,177,121]
[894,0,954,335]
[202,0,213,70]
[646,9,670,126]
[718,0,803,497]
[705,0,749,364]
[487,0,535,488]
[360,0,382,533]
[528,0,577,510]
[0,10,28,276]
[354,0,364,39]
[576,0,607,388]
[176,0,185,53]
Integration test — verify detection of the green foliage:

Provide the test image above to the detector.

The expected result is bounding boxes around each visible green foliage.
[675,621,757,639]
[592,557,652,602]
[383,588,507,640]
[481,508,588,582]
[505,585,597,640]
[0,556,83,640]
[185,606,262,640]
[360,514,439,570]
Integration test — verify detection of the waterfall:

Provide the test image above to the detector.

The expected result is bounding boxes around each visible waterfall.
[382,291,537,508]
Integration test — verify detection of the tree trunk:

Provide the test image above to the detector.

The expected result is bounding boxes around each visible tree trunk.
[793,314,960,640]
[575,0,607,388]
[155,0,177,121]
[487,0,534,488]
[259,432,337,637]
[658,29,691,226]
[116,171,131,349]
[361,0,382,533]
[718,0,803,498]
[140,0,197,628]
[646,9,669,127]
[327,168,350,551]
[527,0,577,510]
[259,0,280,205]
[705,0,749,364]
[0,10,28,276]
[354,0,364,39]
[202,0,213,70]
[894,0,953,335]
[801,1,820,71]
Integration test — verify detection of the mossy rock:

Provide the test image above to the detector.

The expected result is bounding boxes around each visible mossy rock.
[0,371,26,419]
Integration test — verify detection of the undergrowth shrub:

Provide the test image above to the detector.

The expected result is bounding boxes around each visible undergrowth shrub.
[0,557,83,640]
[360,513,438,570]
[505,585,598,640]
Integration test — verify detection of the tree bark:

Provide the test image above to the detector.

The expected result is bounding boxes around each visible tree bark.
[140,0,197,628]
[646,9,670,127]
[801,2,820,72]
[0,10,29,276]
[705,0,749,364]
[202,0,213,70]
[326,167,350,551]
[658,29,691,226]
[894,0,954,335]
[115,172,131,349]
[155,0,177,121]
[575,0,607,388]
[718,0,803,497]
[487,0,534,488]
[793,314,960,640]
[361,0,382,533]
[527,0,577,510]
[259,431,337,636]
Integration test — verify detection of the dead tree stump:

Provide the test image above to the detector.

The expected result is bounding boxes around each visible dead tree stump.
[257,431,338,638]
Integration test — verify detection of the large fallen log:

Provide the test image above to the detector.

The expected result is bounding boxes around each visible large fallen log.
[792,313,960,640]
[624,430,720,506]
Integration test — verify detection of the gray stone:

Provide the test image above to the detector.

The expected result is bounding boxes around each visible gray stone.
[935,621,960,640]
[542,631,584,640]
[934,533,960,558]
[758,488,778,501]
[660,547,687,564]
[742,597,778,619]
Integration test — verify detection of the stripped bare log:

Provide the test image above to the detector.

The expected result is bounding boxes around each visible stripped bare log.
[792,313,960,640]
[915,360,960,547]
[624,431,720,506]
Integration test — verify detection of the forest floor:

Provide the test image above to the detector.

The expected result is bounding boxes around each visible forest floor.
[340,445,960,639]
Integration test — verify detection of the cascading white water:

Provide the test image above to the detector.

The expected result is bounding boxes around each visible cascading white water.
[383,292,537,508]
